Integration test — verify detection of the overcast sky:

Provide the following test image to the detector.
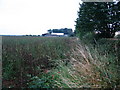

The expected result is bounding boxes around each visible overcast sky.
[0,0,82,35]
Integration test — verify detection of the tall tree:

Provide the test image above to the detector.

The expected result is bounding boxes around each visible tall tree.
[75,2,120,38]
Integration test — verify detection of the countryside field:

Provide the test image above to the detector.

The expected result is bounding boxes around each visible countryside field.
[2,36,120,88]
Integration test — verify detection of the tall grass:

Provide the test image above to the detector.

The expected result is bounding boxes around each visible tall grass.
[2,36,120,88]
[70,42,119,88]
[28,39,120,88]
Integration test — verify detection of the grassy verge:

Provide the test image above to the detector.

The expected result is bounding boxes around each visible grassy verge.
[28,40,120,88]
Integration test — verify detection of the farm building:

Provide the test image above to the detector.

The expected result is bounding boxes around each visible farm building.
[42,28,73,37]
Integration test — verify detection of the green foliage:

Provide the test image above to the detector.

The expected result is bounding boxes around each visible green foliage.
[90,39,120,87]
[3,63,15,80]
[2,36,120,88]
[27,60,83,88]
[2,36,77,88]
[75,39,119,88]
[71,38,120,87]
[81,32,95,43]
[27,73,55,88]
[75,2,120,38]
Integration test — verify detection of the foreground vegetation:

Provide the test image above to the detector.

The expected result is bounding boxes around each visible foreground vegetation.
[2,36,77,88]
[2,36,120,88]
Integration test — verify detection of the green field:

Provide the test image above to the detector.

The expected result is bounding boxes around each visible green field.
[2,36,120,88]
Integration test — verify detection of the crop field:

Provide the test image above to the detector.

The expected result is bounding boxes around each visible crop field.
[2,36,120,88]
[2,36,78,88]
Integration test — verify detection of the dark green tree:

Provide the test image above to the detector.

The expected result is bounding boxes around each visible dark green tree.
[75,2,120,38]
[111,2,120,31]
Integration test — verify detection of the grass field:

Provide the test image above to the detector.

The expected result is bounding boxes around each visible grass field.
[2,36,120,88]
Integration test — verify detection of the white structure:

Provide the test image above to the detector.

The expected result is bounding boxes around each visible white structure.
[114,31,120,38]
[52,33,64,35]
